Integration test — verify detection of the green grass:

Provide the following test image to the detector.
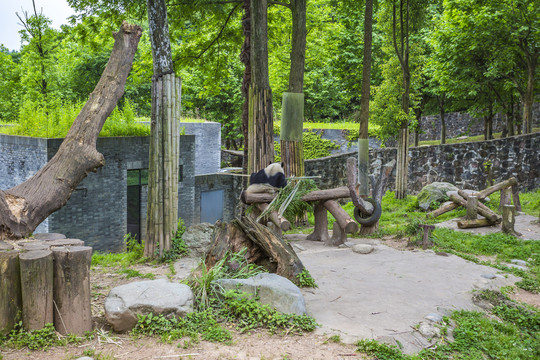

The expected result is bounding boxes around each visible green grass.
[418,127,540,146]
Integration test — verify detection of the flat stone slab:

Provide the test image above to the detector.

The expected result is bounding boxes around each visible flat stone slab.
[296,239,518,354]
[105,279,193,333]
[435,214,540,240]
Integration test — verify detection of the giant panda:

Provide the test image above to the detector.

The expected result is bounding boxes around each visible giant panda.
[245,162,287,194]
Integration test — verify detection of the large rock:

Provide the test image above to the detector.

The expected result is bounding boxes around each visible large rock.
[215,273,307,315]
[104,279,193,332]
[417,182,459,211]
[182,223,214,256]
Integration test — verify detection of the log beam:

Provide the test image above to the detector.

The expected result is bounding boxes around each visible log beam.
[323,200,358,234]
[457,218,496,229]
[449,193,501,223]
[256,203,291,231]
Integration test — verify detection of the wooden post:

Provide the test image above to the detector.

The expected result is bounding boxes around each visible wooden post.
[418,224,435,249]
[466,196,478,220]
[511,184,522,211]
[19,250,53,331]
[52,246,92,335]
[499,188,511,212]
[306,202,329,242]
[502,205,521,236]
[0,248,21,335]
[328,222,346,246]
[280,92,304,178]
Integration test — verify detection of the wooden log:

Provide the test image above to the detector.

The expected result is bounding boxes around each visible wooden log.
[449,193,502,223]
[256,203,291,231]
[457,218,496,229]
[19,250,53,331]
[328,222,346,247]
[511,184,522,211]
[0,249,21,335]
[243,186,351,204]
[476,177,517,199]
[0,240,13,251]
[306,202,329,242]
[457,189,489,203]
[346,157,374,215]
[20,241,49,251]
[427,201,459,218]
[466,196,478,220]
[52,246,92,335]
[499,188,511,212]
[323,200,358,234]
[502,205,521,236]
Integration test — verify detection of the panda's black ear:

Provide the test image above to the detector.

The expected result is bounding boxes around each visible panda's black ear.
[281,162,284,168]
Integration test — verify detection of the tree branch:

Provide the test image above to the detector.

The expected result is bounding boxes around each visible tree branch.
[178,3,241,61]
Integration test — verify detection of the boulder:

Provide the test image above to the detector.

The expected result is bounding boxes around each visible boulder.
[104,279,193,332]
[182,223,214,256]
[352,244,374,254]
[417,182,459,211]
[214,273,307,315]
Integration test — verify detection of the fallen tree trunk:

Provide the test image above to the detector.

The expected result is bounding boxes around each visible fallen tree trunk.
[0,22,142,240]
[457,218,496,229]
[205,217,304,284]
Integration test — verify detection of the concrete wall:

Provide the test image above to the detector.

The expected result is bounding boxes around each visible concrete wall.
[194,173,246,224]
[305,132,540,194]
[181,122,221,175]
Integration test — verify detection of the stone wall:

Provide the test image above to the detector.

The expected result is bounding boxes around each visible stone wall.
[417,103,540,141]
[305,132,540,194]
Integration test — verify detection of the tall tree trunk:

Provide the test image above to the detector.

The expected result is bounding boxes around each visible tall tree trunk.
[439,95,446,145]
[248,0,274,173]
[393,0,410,200]
[280,0,306,178]
[523,61,536,134]
[0,23,142,240]
[145,0,179,258]
[241,0,251,173]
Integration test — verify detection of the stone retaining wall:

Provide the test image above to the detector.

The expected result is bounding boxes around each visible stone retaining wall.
[305,132,540,194]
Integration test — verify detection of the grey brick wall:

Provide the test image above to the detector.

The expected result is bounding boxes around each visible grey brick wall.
[0,134,196,253]
[0,135,49,232]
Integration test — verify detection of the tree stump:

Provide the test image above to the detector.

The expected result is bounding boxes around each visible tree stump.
[418,224,435,249]
[206,218,305,284]
[466,196,478,220]
[52,246,92,335]
[19,250,54,331]
[306,202,329,242]
[0,249,21,335]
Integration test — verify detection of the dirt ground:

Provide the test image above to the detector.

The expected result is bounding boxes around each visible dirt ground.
[3,218,539,359]
[2,261,361,360]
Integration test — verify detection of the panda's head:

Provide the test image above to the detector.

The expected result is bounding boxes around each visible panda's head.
[264,162,285,177]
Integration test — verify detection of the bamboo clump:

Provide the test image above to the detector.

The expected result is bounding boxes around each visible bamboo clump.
[146,74,181,257]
